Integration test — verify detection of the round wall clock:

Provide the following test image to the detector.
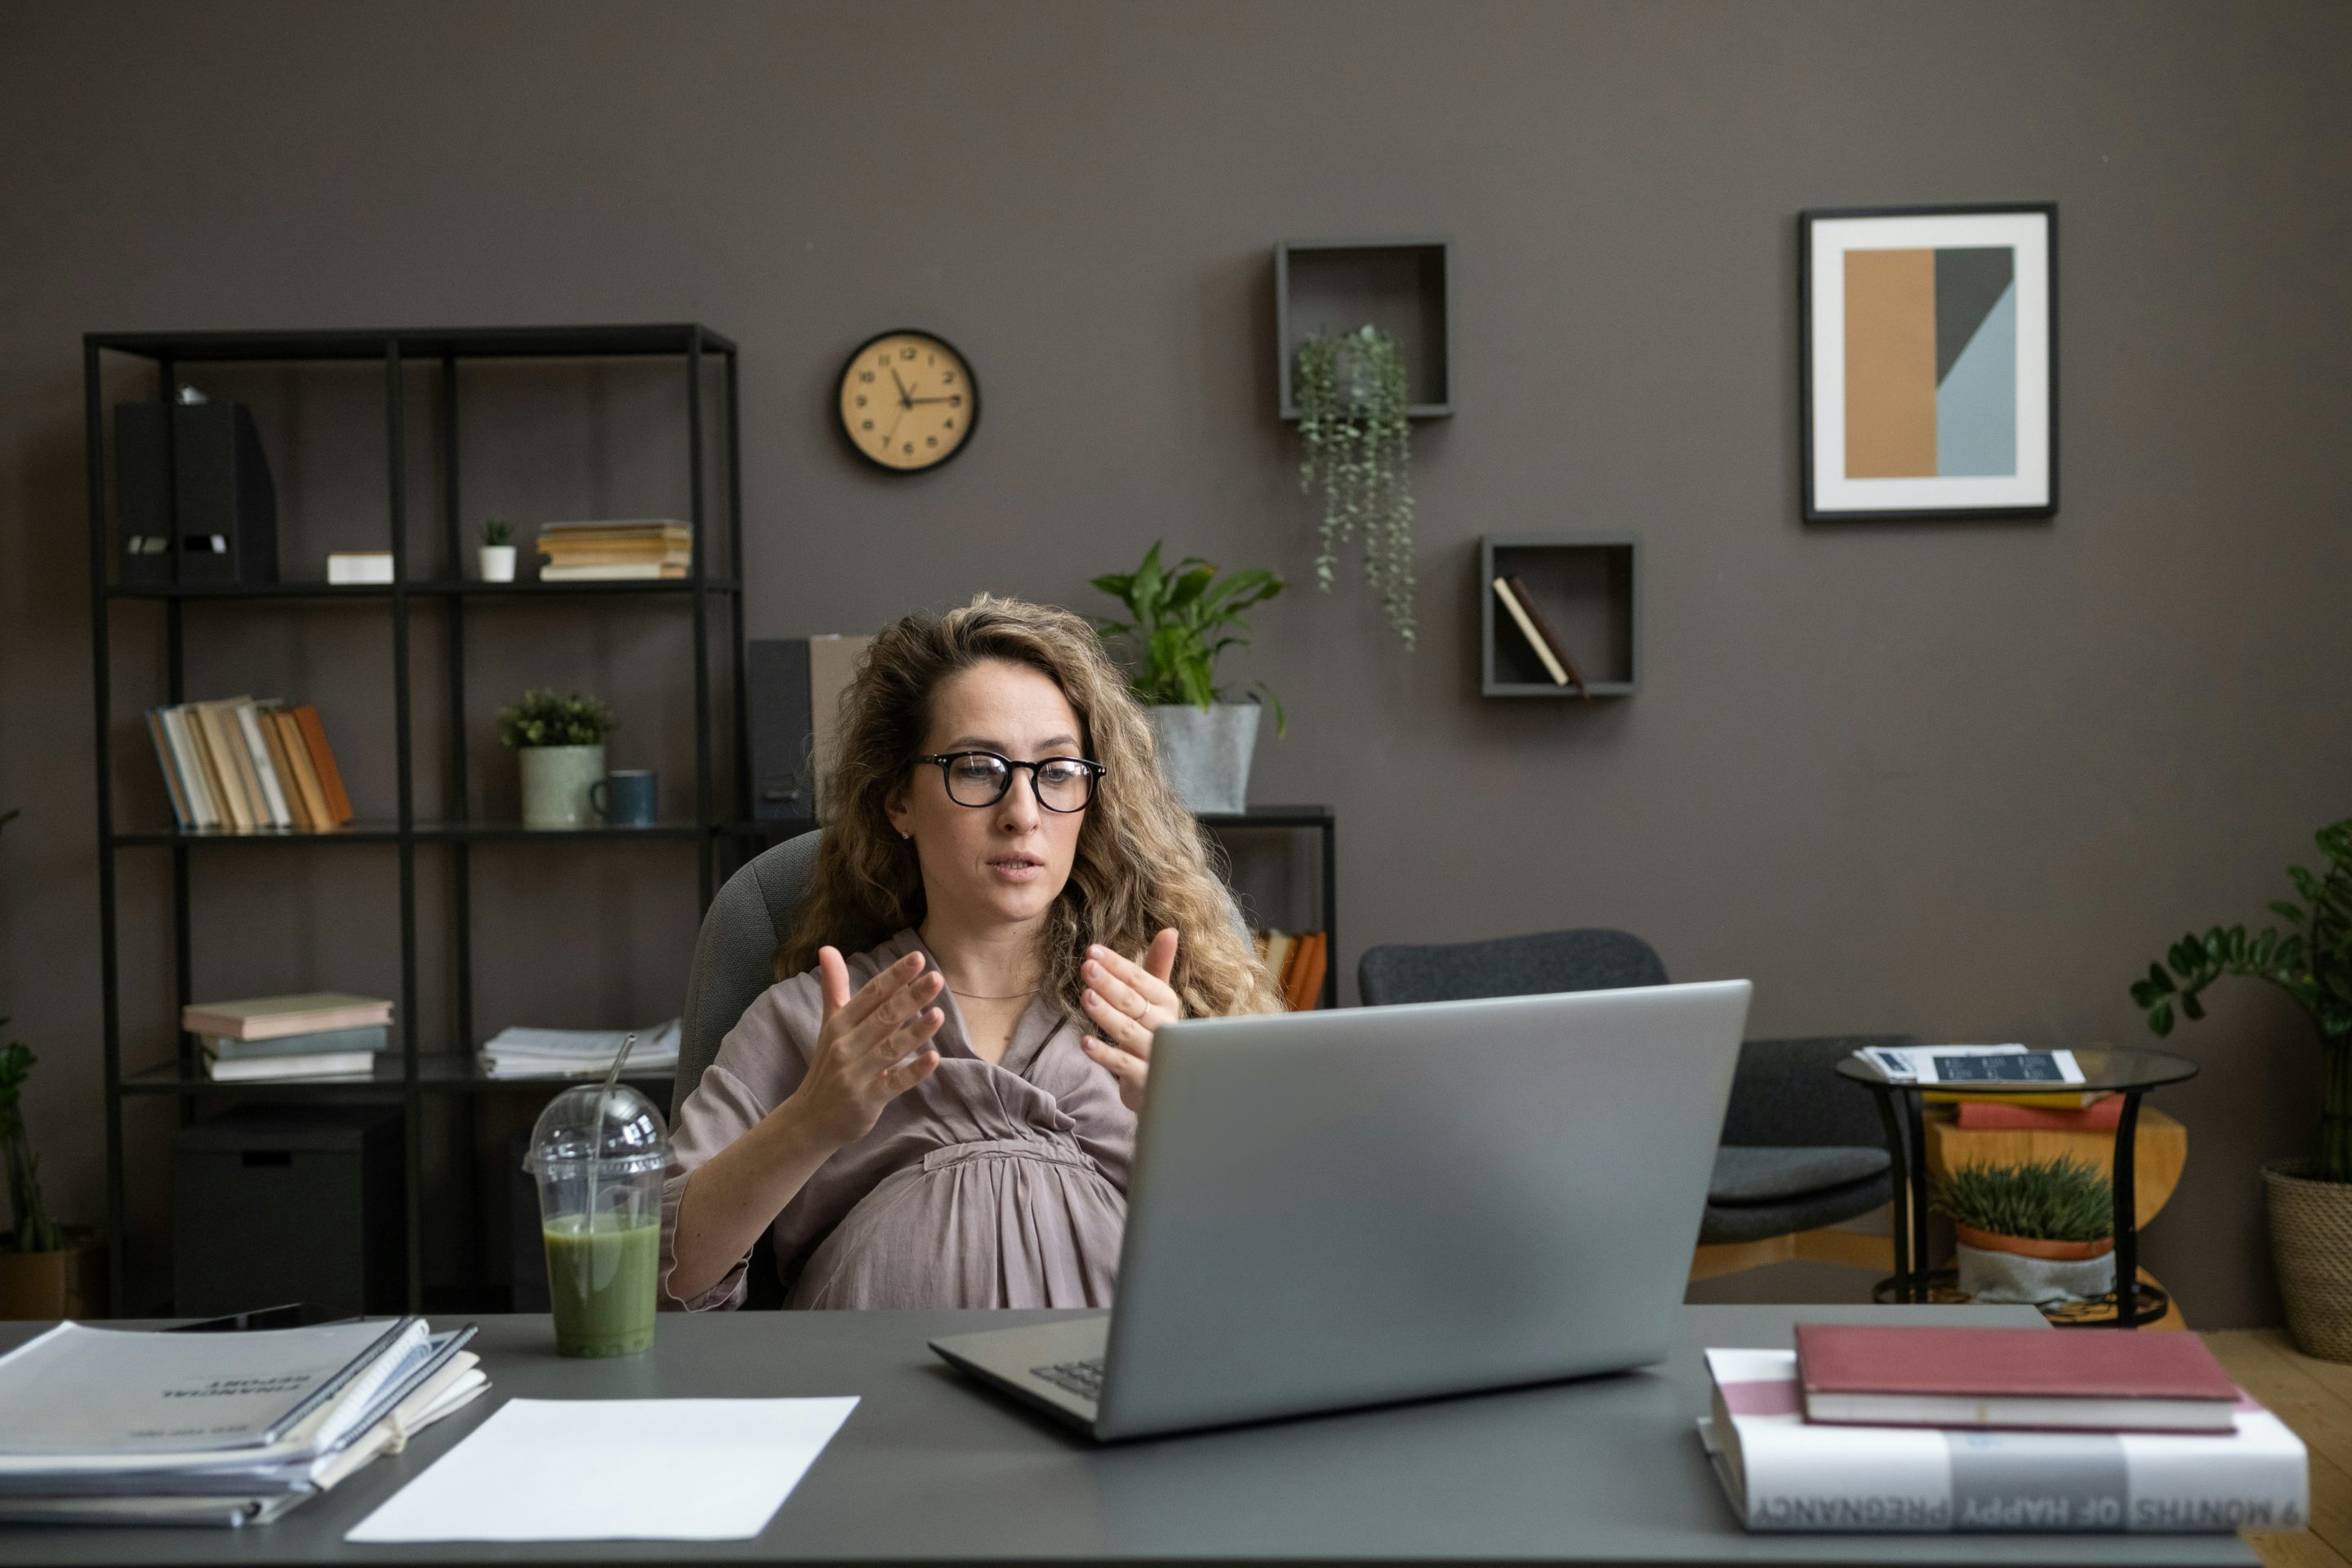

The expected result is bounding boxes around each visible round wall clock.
[835,329,979,473]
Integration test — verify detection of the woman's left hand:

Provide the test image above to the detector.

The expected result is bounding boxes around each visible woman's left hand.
[1079,928,1180,1114]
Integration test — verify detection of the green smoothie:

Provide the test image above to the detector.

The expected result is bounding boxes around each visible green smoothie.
[542,1214,660,1358]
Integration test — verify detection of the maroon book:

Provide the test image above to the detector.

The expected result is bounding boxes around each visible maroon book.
[1794,1324,2241,1432]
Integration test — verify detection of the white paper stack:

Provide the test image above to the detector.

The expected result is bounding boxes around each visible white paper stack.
[0,1317,487,1527]
[477,1018,681,1080]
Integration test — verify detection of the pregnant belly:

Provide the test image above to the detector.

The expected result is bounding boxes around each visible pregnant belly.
[788,1137,1127,1311]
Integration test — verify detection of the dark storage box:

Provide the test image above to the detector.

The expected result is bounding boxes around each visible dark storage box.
[172,1104,404,1321]
[114,400,279,586]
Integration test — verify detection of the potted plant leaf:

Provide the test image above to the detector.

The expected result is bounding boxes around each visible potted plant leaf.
[1091,541,1284,814]
[1932,1156,2114,1307]
[2131,816,2352,1361]
[1294,324,1418,649]
[497,689,617,830]
[1,811,108,1318]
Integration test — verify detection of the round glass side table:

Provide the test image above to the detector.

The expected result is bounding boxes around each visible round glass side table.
[1834,1048,2199,1328]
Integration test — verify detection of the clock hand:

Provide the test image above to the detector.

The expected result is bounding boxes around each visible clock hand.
[889,367,914,408]
[907,395,956,405]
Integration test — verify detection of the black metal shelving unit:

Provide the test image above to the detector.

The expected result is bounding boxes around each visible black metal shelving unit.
[84,324,745,1316]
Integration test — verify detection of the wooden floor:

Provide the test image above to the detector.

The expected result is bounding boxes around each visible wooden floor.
[2207,1330,2352,1568]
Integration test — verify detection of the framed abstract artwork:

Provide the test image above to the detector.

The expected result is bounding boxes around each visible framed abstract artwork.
[1800,204,2056,521]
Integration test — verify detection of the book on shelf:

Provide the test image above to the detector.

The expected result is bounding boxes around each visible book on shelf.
[538,563,688,581]
[1793,1324,2240,1432]
[1491,576,1568,685]
[537,519,692,538]
[203,1024,391,1062]
[182,993,394,1042]
[1251,930,1326,1011]
[325,552,394,585]
[1499,572,1591,698]
[145,699,353,834]
[1953,1096,2125,1132]
[476,1018,681,1080]
[1701,1346,2306,1535]
[204,1049,376,1082]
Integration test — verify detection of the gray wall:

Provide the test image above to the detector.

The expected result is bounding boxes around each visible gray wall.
[3,1,2348,1325]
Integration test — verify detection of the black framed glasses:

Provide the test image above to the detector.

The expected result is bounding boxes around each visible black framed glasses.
[913,751,1106,813]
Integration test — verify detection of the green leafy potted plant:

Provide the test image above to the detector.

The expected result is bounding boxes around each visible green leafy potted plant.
[1932,1156,2114,1307]
[2131,816,2352,1360]
[479,518,517,584]
[1091,541,1283,814]
[1,811,108,1318]
[497,689,617,830]
[1294,324,1417,649]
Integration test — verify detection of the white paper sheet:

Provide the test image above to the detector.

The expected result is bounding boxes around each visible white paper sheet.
[343,1396,858,1543]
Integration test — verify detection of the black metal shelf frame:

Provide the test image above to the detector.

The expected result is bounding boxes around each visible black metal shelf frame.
[84,324,746,1315]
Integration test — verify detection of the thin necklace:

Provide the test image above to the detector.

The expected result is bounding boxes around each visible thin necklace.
[949,986,1039,1001]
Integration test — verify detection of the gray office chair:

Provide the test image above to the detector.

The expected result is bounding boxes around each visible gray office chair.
[1355,929,1900,1252]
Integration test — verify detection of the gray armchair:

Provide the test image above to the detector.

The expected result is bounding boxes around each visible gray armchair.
[674,830,825,1121]
[1356,929,1900,1257]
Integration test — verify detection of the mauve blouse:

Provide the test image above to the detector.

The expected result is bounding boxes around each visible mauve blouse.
[658,928,1136,1311]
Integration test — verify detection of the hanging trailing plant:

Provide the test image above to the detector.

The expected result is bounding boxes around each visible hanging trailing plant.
[1294,324,1417,648]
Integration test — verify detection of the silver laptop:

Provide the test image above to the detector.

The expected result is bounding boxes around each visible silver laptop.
[930,978,1752,1441]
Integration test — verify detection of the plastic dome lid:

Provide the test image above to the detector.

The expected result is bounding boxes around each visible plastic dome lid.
[523,1081,673,1175]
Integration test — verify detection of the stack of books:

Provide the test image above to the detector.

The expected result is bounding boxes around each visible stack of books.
[145,697,354,834]
[477,1018,681,1080]
[0,1316,484,1526]
[534,519,692,581]
[1702,1324,2308,1535]
[183,993,394,1081]
[1250,930,1328,1011]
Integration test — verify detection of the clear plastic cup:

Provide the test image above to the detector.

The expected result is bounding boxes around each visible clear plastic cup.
[523,1082,672,1357]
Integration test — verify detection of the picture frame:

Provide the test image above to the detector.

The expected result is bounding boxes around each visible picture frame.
[1799,203,2057,522]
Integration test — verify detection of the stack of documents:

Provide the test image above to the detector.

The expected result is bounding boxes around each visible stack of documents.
[0,1316,484,1527]
[478,1018,680,1080]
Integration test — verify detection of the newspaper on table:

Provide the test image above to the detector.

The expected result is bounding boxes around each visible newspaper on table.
[1849,1043,2085,1086]
[477,1017,681,1080]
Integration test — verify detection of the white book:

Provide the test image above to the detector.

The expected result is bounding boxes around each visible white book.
[326,553,395,585]
[1492,577,1570,685]
[159,706,220,830]
[234,702,293,829]
[538,564,685,581]
[1702,1348,2306,1535]
[204,1050,377,1082]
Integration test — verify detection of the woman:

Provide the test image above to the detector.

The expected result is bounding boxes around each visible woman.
[662,594,1280,1310]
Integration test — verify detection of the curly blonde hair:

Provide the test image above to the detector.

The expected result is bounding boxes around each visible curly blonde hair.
[776,594,1282,1022]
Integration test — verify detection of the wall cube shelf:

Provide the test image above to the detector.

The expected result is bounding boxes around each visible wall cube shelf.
[1481,534,1640,698]
[1275,238,1454,419]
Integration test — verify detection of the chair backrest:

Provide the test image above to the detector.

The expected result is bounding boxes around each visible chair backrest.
[675,830,826,1119]
[1356,928,1668,1007]
[674,829,1255,1118]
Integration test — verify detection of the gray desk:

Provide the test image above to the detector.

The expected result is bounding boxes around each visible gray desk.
[0,1305,2259,1567]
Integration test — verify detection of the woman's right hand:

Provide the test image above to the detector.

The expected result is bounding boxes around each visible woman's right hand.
[782,947,946,1151]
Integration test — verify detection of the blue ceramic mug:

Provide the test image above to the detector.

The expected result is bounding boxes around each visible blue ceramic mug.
[589,770,658,828]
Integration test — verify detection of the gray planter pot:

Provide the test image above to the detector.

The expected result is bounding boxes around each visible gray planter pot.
[1148,703,1259,815]
[519,743,605,830]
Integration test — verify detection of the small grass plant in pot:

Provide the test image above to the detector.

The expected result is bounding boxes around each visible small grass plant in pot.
[498,689,617,830]
[0,810,107,1318]
[1092,541,1283,815]
[479,517,517,583]
[1932,1156,2115,1307]
[2132,816,2352,1360]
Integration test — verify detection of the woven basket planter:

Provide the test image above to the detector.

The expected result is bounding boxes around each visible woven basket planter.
[2264,1160,2352,1363]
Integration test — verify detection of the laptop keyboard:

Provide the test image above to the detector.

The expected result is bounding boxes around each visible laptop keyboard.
[1031,1357,1106,1401]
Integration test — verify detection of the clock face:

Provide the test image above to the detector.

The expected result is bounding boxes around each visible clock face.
[837,330,978,473]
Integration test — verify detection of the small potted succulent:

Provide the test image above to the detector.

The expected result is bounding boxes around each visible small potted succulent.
[497,689,617,829]
[1,812,108,1319]
[1932,1156,2114,1307]
[1092,541,1283,814]
[479,518,517,583]
[2132,817,2352,1360]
